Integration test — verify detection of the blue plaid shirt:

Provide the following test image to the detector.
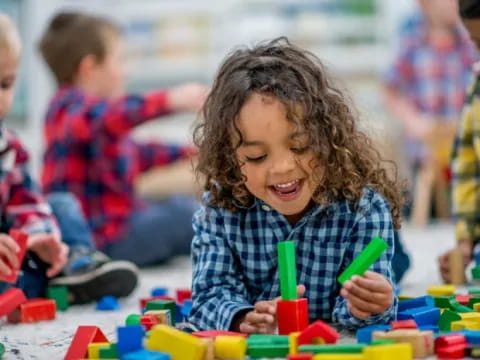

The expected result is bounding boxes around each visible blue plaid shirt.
[190,187,398,331]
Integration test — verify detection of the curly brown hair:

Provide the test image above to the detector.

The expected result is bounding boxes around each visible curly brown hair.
[194,37,404,229]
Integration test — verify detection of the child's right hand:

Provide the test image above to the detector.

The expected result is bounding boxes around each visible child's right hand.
[233,284,306,334]
[438,241,472,283]
[168,83,209,113]
[0,233,20,276]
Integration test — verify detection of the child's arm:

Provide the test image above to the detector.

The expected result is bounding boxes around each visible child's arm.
[189,203,254,331]
[134,141,196,173]
[332,191,397,329]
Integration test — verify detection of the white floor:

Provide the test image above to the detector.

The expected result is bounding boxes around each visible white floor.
[0,222,462,359]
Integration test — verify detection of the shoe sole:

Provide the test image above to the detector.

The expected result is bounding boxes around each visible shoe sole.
[49,261,139,305]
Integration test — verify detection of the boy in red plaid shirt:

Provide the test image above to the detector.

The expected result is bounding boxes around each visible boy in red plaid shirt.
[39,12,207,265]
[0,14,138,302]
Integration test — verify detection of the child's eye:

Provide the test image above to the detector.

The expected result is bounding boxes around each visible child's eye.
[0,80,13,90]
[245,155,266,163]
[291,146,309,154]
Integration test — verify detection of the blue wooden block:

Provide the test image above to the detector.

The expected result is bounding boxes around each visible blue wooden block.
[397,306,440,326]
[121,349,171,360]
[181,300,192,318]
[356,325,390,343]
[398,296,435,312]
[175,304,183,323]
[96,295,120,311]
[418,324,439,333]
[151,287,168,297]
[463,330,480,345]
[117,325,144,355]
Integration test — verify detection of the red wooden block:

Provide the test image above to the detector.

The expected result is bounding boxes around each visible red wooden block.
[176,288,192,304]
[0,287,27,317]
[456,294,471,306]
[435,334,467,348]
[287,353,313,360]
[297,320,339,345]
[277,298,309,335]
[140,314,158,330]
[436,344,466,359]
[7,298,56,323]
[391,319,417,330]
[139,295,175,310]
[0,230,28,283]
[64,326,108,360]
[193,330,248,338]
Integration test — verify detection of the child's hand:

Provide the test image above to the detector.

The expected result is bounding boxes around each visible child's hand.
[438,241,472,283]
[340,271,393,320]
[0,234,20,276]
[27,233,69,277]
[234,285,306,334]
[168,83,209,113]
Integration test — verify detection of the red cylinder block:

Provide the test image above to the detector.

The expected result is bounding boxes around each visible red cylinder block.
[277,298,309,335]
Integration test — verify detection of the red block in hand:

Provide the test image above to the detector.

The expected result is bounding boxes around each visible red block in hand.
[391,319,417,330]
[297,320,339,345]
[0,287,27,317]
[277,298,309,335]
[0,230,28,283]
[64,326,108,360]
[176,288,192,304]
[7,298,56,323]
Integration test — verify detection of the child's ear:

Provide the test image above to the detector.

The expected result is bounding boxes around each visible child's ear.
[76,54,98,81]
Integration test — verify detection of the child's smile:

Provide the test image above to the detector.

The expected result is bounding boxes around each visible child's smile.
[235,93,319,224]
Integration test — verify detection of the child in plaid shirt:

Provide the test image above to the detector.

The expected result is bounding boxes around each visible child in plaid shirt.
[0,14,138,303]
[38,12,208,265]
[189,38,403,332]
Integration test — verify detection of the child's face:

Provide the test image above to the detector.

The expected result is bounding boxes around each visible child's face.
[235,93,319,223]
[0,49,18,120]
[463,18,480,49]
[86,34,126,99]
[418,0,460,28]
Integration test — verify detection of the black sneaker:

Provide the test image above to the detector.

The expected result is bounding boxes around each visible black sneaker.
[49,246,139,305]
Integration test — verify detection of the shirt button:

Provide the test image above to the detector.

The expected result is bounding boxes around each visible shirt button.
[262,205,271,211]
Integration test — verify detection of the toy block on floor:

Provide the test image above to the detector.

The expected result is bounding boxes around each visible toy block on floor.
[356,325,390,344]
[438,309,462,331]
[140,314,158,331]
[139,296,175,310]
[64,326,108,360]
[87,342,110,358]
[472,265,480,280]
[145,299,176,324]
[146,324,206,360]
[181,299,192,319]
[144,310,171,326]
[98,343,117,358]
[463,330,480,345]
[456,294,472,305]
[363,343,413,360]
[451,320,480,330]
[449,299,473,313]
[7,298,56,323]
[117,325,144,356]
[0,230,28,283]
[96,295,119,311]
[297,320,339,345]
[398,296,435,312]
[0,287,26,318]
[391,319,417,330]
[372,329,433,358]
[122,349,171,360]
[297,344,365,355]
[214,335,246,359]
[310,355,364,360]
[289,332,301,355]
[278,240,298,301]
[176,288,191,304]
[397,306,440,326]
[193,330,247,338]
[287,353,313,360]
[0,343,4,358]
[151,287,168,297]
[247,334,290,358]
[427,285,455,297]
[46,286,68,311]
[277,298,309,335]
[201,337,215,360]
[338,237,388,284]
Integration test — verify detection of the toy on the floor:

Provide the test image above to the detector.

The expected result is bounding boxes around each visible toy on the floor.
[96,295,120,311]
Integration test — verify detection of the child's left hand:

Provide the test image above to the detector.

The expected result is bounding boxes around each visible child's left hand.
[27,233,69,278]
[340,271,393,320]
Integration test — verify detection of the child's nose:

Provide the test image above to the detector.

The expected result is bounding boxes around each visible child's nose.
[270,153,296,174]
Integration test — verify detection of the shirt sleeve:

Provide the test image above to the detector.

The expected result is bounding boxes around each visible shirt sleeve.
[189,202,253,331]
[331,191,398,329]
[452,90,480,244]
[71,90,172,141]
[134,141,196,172]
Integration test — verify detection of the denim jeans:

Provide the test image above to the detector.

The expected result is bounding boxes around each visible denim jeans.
[392,231,411,284]
[0,192,95,297]
[104,195,198,266]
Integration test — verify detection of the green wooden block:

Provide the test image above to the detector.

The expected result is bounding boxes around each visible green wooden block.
[298,344,365,354]
[126,313,141,325]
[145,299,176,324]
[278,241,297,300]
[434,296,454,309]
[247,334,289,345]
[371,339,396,345]
[99,343,117,358]
[338,237,388,284]
[449,299,474,313]
[247,343,289,358]
[0,342,4,358]
[46,286,69,311]
[468,296,480,308]
[472,266,480,280]
[438,309,462,331]
[469,288,480,294]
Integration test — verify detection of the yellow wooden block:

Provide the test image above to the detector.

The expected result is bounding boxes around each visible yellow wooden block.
[372,330,433,358]
[146,324,206,360]
[364,343,413,360]
[427,285,455,296]
[202,338,215,360]
[451,320,480,330]
[398,295,414,301]
[214,336,246,360]
[289,332,300,355]
[460,312,480,320]
[313,354,364,360]
[474,303,480,312]
[87,342,109,359]
[144,310,171,325]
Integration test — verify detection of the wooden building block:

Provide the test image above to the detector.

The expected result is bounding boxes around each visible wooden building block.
[214,335,246,359]
[0,287,26,318]
[372,329,433,358]
[427,285,455,297]
[64,326,108,360]
[363,343,413,360]
[7,298,56,323]
[277,298,309,335]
